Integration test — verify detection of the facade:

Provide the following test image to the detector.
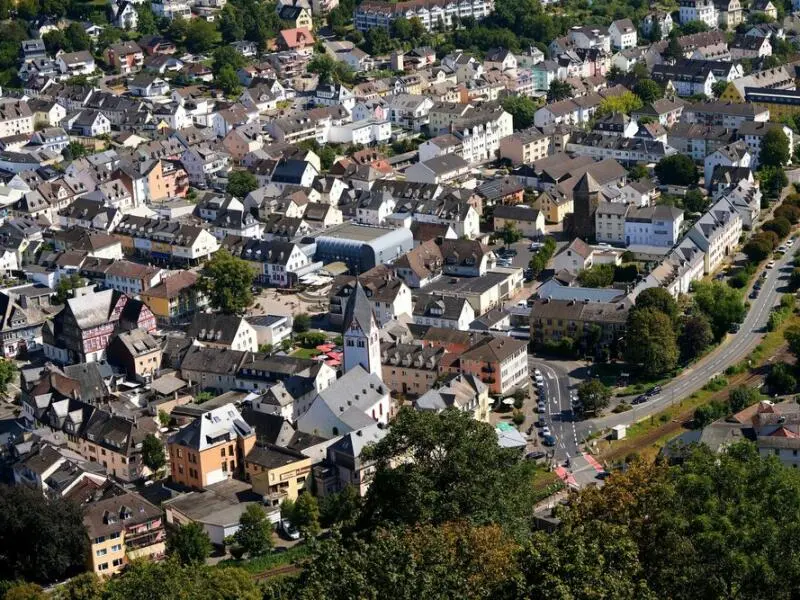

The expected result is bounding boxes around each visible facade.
[452,335,529,396]
[354,0,493,33]
[167,404,257,488]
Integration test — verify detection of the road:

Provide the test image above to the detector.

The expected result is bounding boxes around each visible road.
[530,241,797,485]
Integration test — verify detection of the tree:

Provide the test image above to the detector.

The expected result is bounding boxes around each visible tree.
[293,313,311,333]
[547,79,574,102]
[682,188,708,213]
[711,79,728,98]
[577,264,615,287]
[185,18,219,53]
[655,154,699,186]
[166,17,189,45]
[307,53,353,85]
[501,94,538,130]
[744,231,778,262]
[219,3,245,42]
[63,140,89,161]
[767,362,797,394]
[728,384,760,413]
[43,30,69,54]
[692,280,746,340]
[364,26,392,54]
[391,16,412,39]
[678,313,713,362]
[141,433,166,471]
[167,522,212,565]
[665,36,683,60]
[53,572,103,600]
[576,379,612,415]
[64,22,90,51]
[293,491,321,536]
[759,165,788,199]
[0,485,87,583]
[4,583,48,600]
[198,250,256,314]
[234,504,273,556]
[760,127,791,167]
[136,4,158,34]
[217,64,241,96]
[595,91,643,118]
[785,324,800,359]
[226,170,258,198]
[634,79,663,104]
[635,287,678,322]
[212,45,245,76]
[775,204,800,224]
[763,216,792,239]
[680,20,709,34]
[625,308,678,376]
[499,221,522,247]
[358,408,537,537]
[319,485,361,528]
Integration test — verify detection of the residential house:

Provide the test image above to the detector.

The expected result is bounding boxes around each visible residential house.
[56,50,95,76]
[105,41,144,74]
[493,205,545,238]
[106,329,161,382]
[139,271,206,325]
[187,313,258,352]
[448,335,528,396]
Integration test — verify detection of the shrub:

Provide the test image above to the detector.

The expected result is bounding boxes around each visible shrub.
[612,402,632,413]
[229,545,246,560]
[512,410,525,425]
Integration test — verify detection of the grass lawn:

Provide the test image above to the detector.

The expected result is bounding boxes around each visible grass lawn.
[290,347,321,359]
[531,467,564,503]
[218,543,309,575]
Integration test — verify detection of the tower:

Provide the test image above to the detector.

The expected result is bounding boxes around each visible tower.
[342,281,381,377]
[572,171,601,241]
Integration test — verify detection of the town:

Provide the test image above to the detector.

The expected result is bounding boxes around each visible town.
[3,0,800,595]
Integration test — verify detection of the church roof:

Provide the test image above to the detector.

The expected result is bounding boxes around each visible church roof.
[573,172,600,194]
[342,280,375,335]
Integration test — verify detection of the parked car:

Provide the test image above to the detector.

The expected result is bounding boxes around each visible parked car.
[526,451,546,460]
[541,426,552,437]
[633,394,648,405]
[280,519,300,540]
[750,289,759,299]
[767,260,776,269]
[537,401,546,412]
[729,322,740,333]
[543,434,556,447]
[647,385,661,397]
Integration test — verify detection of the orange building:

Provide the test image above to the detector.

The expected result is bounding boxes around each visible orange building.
[167,404,256,489]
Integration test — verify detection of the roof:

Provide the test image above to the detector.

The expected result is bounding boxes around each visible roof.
[461,334,527,364]
[83,489,161,540]
[142,271,198,299]
[342,280,375,335]
[493,205,542,222]
[187,313,247,346]
[246,443,308,469]
[168,403,253,451]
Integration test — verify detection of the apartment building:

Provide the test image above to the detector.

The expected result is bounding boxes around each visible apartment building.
[529,297,630,351]
[687,197,742,274]
[448,335,529,396]
[0,100,34,138]
[245,444,312,508]
[167,404,256,488]
[354,0,493,33]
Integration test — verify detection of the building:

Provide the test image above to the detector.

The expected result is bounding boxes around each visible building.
[529,297,630,352]
[245,444,312,507]
[704,140,751,187]
[572,172,601,241]
[187,313,258,352]
[0,291,45,357]
[84,489,165,577]
[498,128,550,165]
[610,18,637,49]
[449,335,529,396]
[493,205,545,238]
[624,205,684,247]
[679,0,718,27]
[687,197,742,273]
[329,272,412,327]
[342,281,382,377]
[106,329,161,382]
[0,100,34,138]
[313,223,414,274]
[415,373,489,421]
[167,403,256,488]
[139,271,207,325]
[321,423,387,496]
[380,342,444,397]
[354,0,493,33]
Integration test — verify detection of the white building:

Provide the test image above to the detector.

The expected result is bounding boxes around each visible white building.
[610,19,637,49]
[624,205,684,247]
[686,197,742,274]
[704,141,751,188]
[679,0,718,27]
[328,119,391,145]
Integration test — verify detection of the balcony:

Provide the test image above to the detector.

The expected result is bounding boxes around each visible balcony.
[126,529,165,551]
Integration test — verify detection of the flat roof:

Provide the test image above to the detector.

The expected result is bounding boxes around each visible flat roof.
[315,222,398,242]
[420,271,514,296]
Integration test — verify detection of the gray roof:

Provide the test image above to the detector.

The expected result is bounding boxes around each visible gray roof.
[342,280,375,335]
[537,278,626,303]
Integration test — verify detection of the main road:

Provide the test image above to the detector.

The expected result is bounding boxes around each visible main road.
[530,242,797,484]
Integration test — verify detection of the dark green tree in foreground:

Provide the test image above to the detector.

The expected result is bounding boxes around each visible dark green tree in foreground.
[654,154,699,186]
[624,308,678,376]
[167,522,212,565]
[141,433,166,471]
[576,379,612,415]
[198,249,256,314]
[760,127,790,168]
[234,504,273,557]
[0,485,87,584]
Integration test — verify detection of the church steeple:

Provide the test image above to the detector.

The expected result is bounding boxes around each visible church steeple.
[342,281,381,377]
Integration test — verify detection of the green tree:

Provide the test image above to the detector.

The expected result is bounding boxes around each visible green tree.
[0,485,87,583]
[759,165,788,199]
[167,522,212,565]
[166,17,189,45]
[767,362,797,394]
[218,4,245,42]
[744,231,778,262]
[53,572,103,600]
[547,79,573,102]
[711,79,728,98]
[136,4,158,34]
[391,16,412,39]
[499,221,522,248]
[728,384,760,413]
[217,64,241,96]
[226,170,258,198]
[364,26,392,54]
[785,323,800,359]
[234,504,274,557]
[595,91,643,118]
[577,264,615,288]
[212,45,245,76]
[634,79,663,104]
[293,491,321,536]
[293,313,311,333]
[760,127,791,167]
[655,154,699,186]
[692,280,746,340]
[678,313,714,362]
[665,36,684,60]
[624,308,678,376]
[682,188,708,213]
[4,582,48,600]
[319,485,361,528]
[775,204,800,224]
[43,30,69,54]
[576,379,612,415]
[0,357,17,394]
[634,287,678,322]
[185,18,220,53]
[358,408,537,537]
[763,216,792,239]
[501,94,538,130]
[198,250,256,314]
[141,433,166,471]
[64,23,90,51]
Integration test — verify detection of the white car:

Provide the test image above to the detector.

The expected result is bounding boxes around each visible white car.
[541,426,552,437]
[767,260,776,269]
[280,519,300,540]
[778,246,787,253]
[788,239,795,247]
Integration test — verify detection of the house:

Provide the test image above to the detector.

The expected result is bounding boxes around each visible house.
[246,314,292,348]
[687,197,742,273]
[730,35,771,60]
[387,94,435,131]
[405,155,470,185]
[56,50,96,76]
[231,40,258,58]
[735,120,793,169]
[187,313,258,352]
[714,0,743,30]
[704,140,751,187]
[297,366,391,437]
[448,335,529,396]
[314,83,355,112]
[277,27,315,54]
[84,488,165,577]
[682,101,769,128]
[278,1,313,28]
[321,423,387,497]
[168,404,256,488]
[498,128,550,165]
[416,373,490,422]
[631,97,687,127]
[0,100,34,138]
[105,41,144,74]
[128,74,169,97]
[529,297,630,350]
[139,271,206,325]
[329,271,412,327]
[245,444,312,507]
[112,1,138,30]
[413,294,475,331]
[651,61,717,97]
[106,329,161,382]
[493,205,545,238]
[21,38,47,62]
[625,205,684,247]
[751,0,777,18]
[44,290,156,364]
[0,291,45,357]
[67,110,111,137]
[552,238,594,274]
[354,0,493,33]
[641,10,673,40]
[679,0,718,27]
[380,342,444,398]
[610,19,637,49]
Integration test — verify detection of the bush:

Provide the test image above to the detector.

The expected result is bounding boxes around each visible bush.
[612,402,632,413]
[512,410,525,425]
[763,217,792,239]
[694,400,728,428]
[513,396,524,409]
[229,545,246,560]
[614,263,639,282]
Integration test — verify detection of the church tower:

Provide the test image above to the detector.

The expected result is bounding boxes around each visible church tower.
[572,171,601,241]
[342,281,381,377]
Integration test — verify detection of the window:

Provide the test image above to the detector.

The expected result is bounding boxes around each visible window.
[109,532,121,540]
[96,548,107,557]
[221,448,226,457]
[112,558,124,567]
[111,544,122,552]
[98,563,109,572]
